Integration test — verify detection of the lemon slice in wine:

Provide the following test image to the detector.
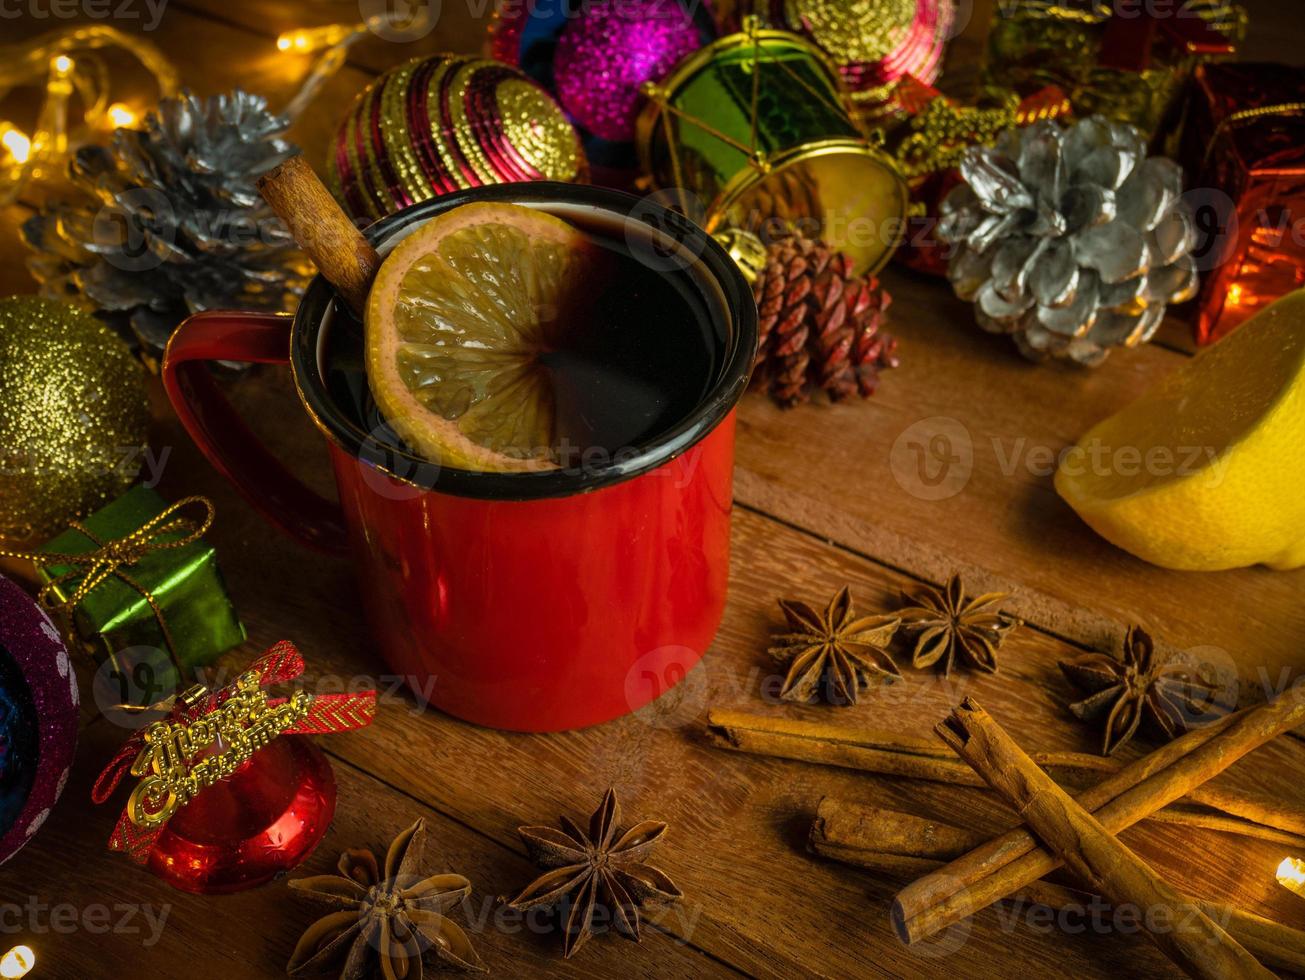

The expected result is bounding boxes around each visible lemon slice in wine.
[366,202,596,472]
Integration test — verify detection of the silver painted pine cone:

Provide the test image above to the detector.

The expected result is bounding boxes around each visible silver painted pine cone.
[23,90,310,361]
[938,116,1199,366]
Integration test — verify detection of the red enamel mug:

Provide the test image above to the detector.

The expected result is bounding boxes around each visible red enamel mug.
[163,183,757,732]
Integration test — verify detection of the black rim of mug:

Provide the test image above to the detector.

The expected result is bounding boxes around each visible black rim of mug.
[289,181,758,501]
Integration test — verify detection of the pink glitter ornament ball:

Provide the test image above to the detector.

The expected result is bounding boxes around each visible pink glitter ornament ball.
[0,574,78,866]
[554,0,702,143]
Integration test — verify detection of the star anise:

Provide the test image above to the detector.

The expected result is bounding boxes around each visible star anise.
[504,788,682,959]
[768,586,901,705]
[895,573,1020,676]
[287,818,485,978]
[1059,625,1224,756]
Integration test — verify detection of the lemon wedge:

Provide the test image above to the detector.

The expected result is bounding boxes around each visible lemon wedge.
[1055,290,1305,571]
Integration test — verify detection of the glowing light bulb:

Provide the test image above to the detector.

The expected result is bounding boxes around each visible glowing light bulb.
[275,23,362,54]
[52,54,73,74]
[275,22,369,121]
[0,944,34,979]
[1279,857,1305,895]
[107,103,137,127]
[0,127,30,165]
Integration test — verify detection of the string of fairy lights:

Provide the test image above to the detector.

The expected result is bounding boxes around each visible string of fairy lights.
[0,26,178,206]
[0,20,379,208]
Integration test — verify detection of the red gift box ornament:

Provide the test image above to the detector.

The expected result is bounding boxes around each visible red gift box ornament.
[1182,62,1305,345]
[91,641,375,894]
[1097,2,1235,73]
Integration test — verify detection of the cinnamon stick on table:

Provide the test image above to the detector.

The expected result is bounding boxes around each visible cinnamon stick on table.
[706,709,1305,846]
[811,801,978,875]
[892,693,1305,946]
[706,708,1115,784]
[812,799,1305,976]
[936,700,1273,980]
[257,153,381,318]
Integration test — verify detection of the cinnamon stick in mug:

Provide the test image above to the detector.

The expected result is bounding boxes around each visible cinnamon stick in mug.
[936,700,1272,980]
[892,694,1305,946]
[257,154,380,318]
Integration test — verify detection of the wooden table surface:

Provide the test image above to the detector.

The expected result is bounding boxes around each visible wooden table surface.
[2,2,1305,978]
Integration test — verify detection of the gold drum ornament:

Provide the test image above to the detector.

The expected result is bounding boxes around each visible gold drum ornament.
[637,22,909,275]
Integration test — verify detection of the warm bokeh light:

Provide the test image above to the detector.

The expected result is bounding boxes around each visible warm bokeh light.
[1279,856,1305,884]
[0,945,34,979]
[1,28,178,207]
[1278,857,1305,896]
[0,127,30,165]
[107,103,137,127]
[275,24,362,54]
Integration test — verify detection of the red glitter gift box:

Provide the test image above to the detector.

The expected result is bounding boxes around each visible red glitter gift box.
[1181,62,1305,346]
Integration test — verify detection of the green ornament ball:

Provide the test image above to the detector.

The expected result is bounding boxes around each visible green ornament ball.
[0,297,150,544]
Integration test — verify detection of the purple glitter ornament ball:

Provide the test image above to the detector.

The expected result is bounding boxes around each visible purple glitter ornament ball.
[0,574,78,866]
[554,0,702,143]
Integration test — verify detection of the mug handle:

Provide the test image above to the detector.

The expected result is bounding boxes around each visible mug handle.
[162,311,350,556]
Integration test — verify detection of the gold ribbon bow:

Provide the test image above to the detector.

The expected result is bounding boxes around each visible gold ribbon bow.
[0,496,215,661]
[1203,101,1305,170]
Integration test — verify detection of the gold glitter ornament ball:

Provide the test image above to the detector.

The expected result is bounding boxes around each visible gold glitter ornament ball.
[0,297,150,544]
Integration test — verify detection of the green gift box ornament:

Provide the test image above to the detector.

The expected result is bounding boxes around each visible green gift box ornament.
[26,486,245,685]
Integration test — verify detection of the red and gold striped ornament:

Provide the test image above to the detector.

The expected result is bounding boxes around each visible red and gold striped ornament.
[328,54,587,222]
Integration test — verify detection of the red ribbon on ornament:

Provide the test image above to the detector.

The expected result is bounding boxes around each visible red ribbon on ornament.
[92,640,375,862]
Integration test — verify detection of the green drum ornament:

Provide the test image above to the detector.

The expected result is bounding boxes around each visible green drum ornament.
[637,22,909,275]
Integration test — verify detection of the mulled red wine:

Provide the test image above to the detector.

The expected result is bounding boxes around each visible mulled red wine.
[323,211,725,469]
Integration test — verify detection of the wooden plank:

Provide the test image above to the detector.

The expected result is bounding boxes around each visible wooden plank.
[134,366,1305,980]
[0,719,736,978]
[733,267,1305,694]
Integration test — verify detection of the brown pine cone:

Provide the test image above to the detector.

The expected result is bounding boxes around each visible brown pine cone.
[753,241,815,371]
[771,239,832,406]
[808,253,858,401]
[850,278,897,399]
[749,232,897,407]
